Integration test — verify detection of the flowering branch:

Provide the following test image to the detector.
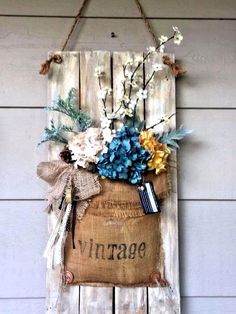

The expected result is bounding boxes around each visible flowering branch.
[146,113,176,130]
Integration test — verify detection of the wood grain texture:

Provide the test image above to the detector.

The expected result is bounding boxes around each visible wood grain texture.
[79,50,113,314]
[0,201,47,298]
[0,0,236,18]
[1,18,236,108]
[48,52,80,314]
[144,53,180,313]
[113,51,147,313]
[80,50,112,125]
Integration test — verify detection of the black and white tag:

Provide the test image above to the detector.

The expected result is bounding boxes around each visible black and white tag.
[138,181,161,215]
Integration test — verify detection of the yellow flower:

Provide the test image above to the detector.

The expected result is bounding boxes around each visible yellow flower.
[139,130,170,174]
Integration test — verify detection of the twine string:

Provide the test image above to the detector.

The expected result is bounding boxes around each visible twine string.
[39,0,159,75]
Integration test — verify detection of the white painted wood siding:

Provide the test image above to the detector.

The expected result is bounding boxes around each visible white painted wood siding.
[0,1,235,313]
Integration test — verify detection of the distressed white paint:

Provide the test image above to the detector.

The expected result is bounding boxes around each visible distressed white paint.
[0,1,236,313]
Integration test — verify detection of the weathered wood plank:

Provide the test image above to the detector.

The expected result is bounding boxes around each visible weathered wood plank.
[0,0,235,18]
[80,50,112,125]
[0,201,47,298]
[79,50,113,314]
[145,53,180,313]
[115,287,147,314]
[113,51,147,313]
[1,18,236,109]
[48,52,80,314]
[79,287,113,314]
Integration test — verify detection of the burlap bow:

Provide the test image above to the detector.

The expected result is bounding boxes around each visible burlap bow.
[37,160,101,220]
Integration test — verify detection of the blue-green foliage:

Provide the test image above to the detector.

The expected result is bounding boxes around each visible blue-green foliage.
[158,126,192,149]
[38,120,73,145]
[39,88,92,145]
[47,88,92,132]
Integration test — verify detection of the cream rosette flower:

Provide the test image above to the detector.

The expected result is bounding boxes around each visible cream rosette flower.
[68,128,104,168]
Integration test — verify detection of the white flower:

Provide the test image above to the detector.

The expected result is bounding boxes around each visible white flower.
[147,46,156,53]
[128,99,137,110]
[173,26,179,32]
[124,108,133,117]
[122,95,130,103]
[94,66,104,77]
[159,44,165,53]
[97,89,107,100]
[137,89,148,100]
[173,26,183,45]
[135,56,144,63]
[102,127,114,144]
[126,71,133,80]
[100,117,111,129]
[153,63,163,72]
[107,88,112,96]
[158,35,168,44]
[163,115,170,125]
[174,32,183,45]
[68,128,105,168]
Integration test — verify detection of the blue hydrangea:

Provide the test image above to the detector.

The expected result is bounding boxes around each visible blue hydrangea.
[97,126,151,185]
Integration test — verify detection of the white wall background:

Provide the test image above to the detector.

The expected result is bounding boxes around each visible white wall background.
[0,1,236,313]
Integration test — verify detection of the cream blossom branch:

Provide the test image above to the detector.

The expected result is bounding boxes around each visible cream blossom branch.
[146,113,176,130]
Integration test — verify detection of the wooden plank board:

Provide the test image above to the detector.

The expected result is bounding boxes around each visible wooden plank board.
[48,52,80,314]
[1,18,236,109]
[113,51,147,313]
[79,50,113,314]
[0,201,47,298]
[144,53,180,313]
[0,0,236,18]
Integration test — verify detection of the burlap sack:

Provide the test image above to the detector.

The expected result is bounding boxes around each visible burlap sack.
[64,172,170,287]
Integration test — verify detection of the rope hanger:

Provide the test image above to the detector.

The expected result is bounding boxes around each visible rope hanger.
[39,0,159,75]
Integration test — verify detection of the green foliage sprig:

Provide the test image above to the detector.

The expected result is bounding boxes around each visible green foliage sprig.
[38,88,92,145]
[47,88,92,132]
[158,127,192,149]
[38,120,72,145]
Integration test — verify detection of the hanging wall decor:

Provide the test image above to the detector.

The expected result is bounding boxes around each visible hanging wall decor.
[37,1,191,313]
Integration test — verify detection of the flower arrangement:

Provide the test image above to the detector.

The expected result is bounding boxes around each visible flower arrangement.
[39,27,191,186]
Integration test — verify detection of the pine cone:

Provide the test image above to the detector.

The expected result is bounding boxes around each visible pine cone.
[60,146,75,164]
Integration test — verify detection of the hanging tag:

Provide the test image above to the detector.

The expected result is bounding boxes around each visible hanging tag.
[138,181,161,215]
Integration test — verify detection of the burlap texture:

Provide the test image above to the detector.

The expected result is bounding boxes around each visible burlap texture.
[65,171,169,287]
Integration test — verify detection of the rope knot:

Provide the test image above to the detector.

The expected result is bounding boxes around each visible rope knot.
[39,54,63,75]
